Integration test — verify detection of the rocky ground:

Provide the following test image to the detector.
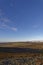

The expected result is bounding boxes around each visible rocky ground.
[0,53,43,65]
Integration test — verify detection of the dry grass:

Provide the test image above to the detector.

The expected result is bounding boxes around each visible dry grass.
[0,52,43,65]
[0,42,43,49]
[0,42,43,64]
[0,52,42,58]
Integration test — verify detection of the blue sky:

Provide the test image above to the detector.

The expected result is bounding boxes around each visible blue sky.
[0,0,43,42]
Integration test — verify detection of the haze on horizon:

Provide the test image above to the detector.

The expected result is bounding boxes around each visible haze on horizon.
[0,0,43,42]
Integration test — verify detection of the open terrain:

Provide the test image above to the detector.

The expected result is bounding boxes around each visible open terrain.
[0,42,43,49]
[0,42,43,65]
[0,52,43,65]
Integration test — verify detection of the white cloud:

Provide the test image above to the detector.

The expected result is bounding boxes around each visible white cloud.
[0,23,9,29]
[0,24,17,31]
[1,24,7,27]
[11,27,17,31]
[0,9,10,23]
[0,9,17,31]
[0,18,10,23]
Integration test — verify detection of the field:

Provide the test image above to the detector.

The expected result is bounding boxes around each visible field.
[0,42,43,49]
[0,42,43,65]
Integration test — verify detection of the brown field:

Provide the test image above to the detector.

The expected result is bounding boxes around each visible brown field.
[0,42,43,49]
[0,52,41,58]
[0,42,43,65]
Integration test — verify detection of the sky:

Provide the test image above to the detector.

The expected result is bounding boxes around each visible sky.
[0,0,43,42]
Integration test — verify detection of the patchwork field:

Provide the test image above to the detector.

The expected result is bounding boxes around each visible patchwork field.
[0,42,43,65]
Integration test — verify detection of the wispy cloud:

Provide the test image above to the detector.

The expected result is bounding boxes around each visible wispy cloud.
[1,23,7,27]
[0,9,17,31]
[11,27,17,31]
[0,17,10,23]
[0,23,9,29]
[0,9,10,23]
[0,23,17,31]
